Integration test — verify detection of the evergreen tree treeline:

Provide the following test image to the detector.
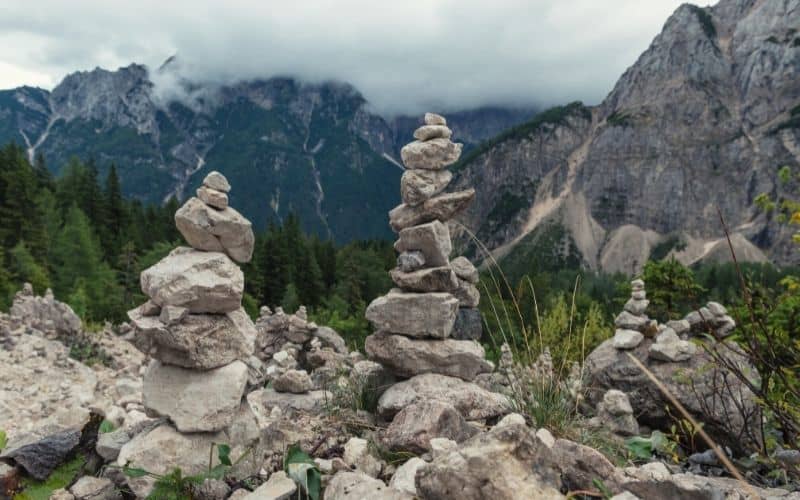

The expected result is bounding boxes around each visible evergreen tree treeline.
[0,142,395,346]
[0,143,181,322]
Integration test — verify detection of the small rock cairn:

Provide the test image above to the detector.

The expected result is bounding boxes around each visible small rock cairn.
[364,113,492,382]
[611,279,736,362]
[127,171,257,433]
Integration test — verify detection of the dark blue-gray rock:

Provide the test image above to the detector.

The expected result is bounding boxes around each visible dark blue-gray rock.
[390,267,459,293]
[688,449,720,467]
[451,308,483,341]
[0,428,80,480]
[397,251,426,273]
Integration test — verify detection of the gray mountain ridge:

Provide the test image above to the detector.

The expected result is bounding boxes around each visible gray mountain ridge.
[450,0,800,272]
[0,60,536,242]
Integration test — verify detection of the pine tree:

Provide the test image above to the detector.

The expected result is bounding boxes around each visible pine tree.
[9,241,50,293]
[117,240,139,310]
[260,224,291,307]
[102,164,126,259]
[0,144,48,259]
[313,237,337,291]
[295,242,324,308]
[51,205,122,321]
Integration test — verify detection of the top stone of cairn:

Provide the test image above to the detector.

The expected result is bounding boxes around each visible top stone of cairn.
[175,171,255,263]
[425,113,446,126]
[203,171,231,192]
[400,114,463,170]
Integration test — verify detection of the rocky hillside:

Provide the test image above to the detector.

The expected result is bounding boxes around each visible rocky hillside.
[452,0,800,272]
[0,64,534,243]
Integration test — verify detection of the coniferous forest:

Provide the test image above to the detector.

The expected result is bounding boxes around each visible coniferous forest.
[0,142,396,344]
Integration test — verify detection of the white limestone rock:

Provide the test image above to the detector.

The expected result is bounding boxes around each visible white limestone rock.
[400,169,453,207]
[142,360,249,432]
[197,185,229,209]
[394,220,452,267]
[203,171,231,192]
[140,247,244,313]
[175,197,255,263]
[365,291,459,339]
[612,329,644,350]
[401,138,462,170]
[365,332,492,381]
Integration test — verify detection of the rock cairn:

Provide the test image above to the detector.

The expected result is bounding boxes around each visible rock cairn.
[362,114,508,454]
[611,279,698,361]
[611,279,652,349]
[364,112,490,383]
[127,171,256,431]
[120,172,259,495]
[587,279,760,452]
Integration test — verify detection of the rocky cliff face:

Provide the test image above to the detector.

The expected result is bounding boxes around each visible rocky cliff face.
[453,0,800,272]
[0,66,532,243]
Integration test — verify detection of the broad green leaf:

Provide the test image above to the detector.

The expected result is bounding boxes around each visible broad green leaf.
[0,429,6,451]
[217,444,232,466]
[284,444,321,500]
[624,435,653,460]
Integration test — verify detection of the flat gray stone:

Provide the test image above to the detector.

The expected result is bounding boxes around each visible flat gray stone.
[413,125,452,141]
[389,190,475,232]
[394,220,452,267]
[425,112,446,126]
[140,247,243,314]
[243,471,296,500]
[377,373,510,420]
[365,332,492,381]
[612,329,644,350]
[129,306,255,369]
[390,266,459,292]
[143,360,248,432]
[400,169,452,207]
[450,256,479,284]
[400,138,462,170]
[197,186,229,209]
[203,171,231,192]
[366,291,459,339]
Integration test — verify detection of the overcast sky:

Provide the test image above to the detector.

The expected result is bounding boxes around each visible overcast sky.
[0,0,691,115]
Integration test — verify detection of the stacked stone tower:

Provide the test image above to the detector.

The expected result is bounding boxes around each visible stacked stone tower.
[127,171,257,432]
[364,113,492,382]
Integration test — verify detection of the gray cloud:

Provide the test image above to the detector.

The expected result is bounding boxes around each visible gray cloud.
[0,0,688,115]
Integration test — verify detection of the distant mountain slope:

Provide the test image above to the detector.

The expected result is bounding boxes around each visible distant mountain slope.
[0,64,535,242]
[451,0,800,272]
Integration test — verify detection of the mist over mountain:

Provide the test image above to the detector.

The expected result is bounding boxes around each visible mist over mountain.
[0,64,536,242]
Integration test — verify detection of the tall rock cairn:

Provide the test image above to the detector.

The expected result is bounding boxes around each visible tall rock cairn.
[127,171,257,433]
[364,113,492,382]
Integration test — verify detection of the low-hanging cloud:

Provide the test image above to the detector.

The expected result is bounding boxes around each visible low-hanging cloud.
[0,0,688,115]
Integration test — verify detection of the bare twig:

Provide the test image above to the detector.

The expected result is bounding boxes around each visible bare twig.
[625,352,759,498]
